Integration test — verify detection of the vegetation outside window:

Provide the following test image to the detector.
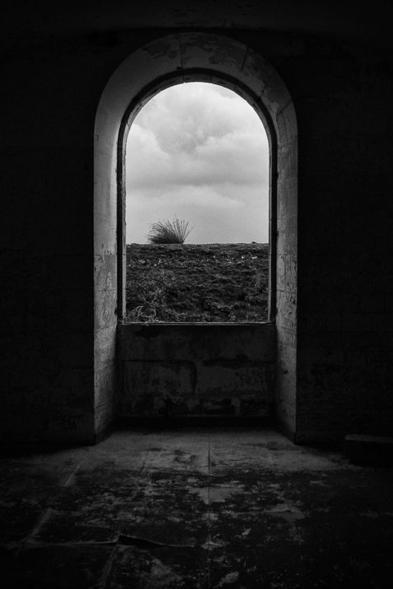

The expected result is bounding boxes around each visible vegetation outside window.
[125,82,270,323]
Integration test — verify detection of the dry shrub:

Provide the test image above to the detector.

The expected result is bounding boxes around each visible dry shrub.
[147,217,192,244]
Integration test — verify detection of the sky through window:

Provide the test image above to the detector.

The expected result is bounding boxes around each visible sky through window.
[126,82,269,244]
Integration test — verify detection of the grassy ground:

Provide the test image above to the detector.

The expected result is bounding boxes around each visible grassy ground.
[126,243,269,322]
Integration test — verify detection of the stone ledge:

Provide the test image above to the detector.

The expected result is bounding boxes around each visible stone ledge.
[344,434,393,466]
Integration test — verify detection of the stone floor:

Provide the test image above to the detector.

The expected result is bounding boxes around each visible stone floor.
[1,428,393,588]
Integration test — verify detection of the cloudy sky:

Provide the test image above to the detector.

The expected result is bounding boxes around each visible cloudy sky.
[126,82,269,244]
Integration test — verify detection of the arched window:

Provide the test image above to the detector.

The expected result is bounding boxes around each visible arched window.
[94,34,297,438]
[124,81,270,323]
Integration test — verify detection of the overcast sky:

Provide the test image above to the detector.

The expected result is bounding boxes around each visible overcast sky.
[126,82,269,244]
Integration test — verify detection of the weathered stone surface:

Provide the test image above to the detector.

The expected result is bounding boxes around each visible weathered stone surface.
[2,429,393,588]
[119,323,275,418]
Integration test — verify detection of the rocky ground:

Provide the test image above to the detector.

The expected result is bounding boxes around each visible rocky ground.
[126,243,269,322]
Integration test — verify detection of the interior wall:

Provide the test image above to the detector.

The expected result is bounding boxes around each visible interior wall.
[118,323,275,420]
[2,15,393,444]
[0,38,99,444]
[293,49,393,441]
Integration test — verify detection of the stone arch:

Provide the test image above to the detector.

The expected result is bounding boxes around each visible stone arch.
[94,33,297,438]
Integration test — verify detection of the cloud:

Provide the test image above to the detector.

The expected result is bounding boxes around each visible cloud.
[126,82,269,243]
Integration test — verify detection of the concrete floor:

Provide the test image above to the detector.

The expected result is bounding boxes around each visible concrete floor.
[1,428,393,588]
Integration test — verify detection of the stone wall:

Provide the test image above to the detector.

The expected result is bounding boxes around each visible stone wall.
[118,323,275,420]
[2,3,393,444]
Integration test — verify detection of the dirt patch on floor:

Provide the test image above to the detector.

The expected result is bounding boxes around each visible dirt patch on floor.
[126,243,269,322]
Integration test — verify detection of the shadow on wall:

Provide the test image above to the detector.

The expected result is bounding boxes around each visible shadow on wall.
[118,322,276,420]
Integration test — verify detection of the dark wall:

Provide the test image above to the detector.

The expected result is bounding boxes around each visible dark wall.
[292,44,393,439]
[1,13,392,443]
[119,323,275,419]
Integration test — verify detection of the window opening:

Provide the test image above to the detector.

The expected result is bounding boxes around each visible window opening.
[125,82,270,323]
